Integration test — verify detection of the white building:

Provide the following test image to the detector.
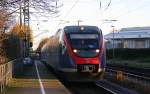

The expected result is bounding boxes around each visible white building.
[105,27,150,49]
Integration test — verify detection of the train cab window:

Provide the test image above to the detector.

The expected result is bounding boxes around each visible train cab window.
[71,39,99,49]
[69,33,101,57]
[70,34,99,49]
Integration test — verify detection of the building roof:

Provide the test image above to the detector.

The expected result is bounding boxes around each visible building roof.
[120,26,150,31]
[105,27,150,40]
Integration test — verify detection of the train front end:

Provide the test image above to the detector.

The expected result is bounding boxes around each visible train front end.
[60,26,105,81]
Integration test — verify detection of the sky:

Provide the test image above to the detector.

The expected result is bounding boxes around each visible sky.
[30,0,150,50]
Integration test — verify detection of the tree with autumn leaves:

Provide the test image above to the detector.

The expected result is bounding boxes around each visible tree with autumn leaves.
[36,38,49,52]
[10,23,33,42]
[0,9,33,62]
[4,23,33,60]
[0,8,11,64]
[0,0,61,63]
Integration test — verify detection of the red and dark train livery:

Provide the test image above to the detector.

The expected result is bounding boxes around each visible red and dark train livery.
[41,25,105,81]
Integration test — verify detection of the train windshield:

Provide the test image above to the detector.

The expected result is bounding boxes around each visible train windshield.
[70,34,99,49]
[69,33,100,57]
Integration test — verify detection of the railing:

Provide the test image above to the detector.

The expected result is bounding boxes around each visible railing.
[0,58,23,93]
[0,61,12,93]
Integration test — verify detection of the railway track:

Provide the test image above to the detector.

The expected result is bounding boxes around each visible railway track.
[106,66,150,82]
[62,80,138,94]
[95,80,138,94]
[105,66,150,94]
[106,64,150,77]
[64,81,114,94]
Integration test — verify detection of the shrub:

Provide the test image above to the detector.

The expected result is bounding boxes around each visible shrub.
[106,48,150,60]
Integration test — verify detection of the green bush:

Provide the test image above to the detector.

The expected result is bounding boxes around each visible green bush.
[106,48,150,60]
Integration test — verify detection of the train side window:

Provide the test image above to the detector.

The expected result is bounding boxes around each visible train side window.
[59,29,65,45]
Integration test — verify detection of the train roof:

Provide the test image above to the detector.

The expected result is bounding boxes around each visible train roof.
[63,25,102,33]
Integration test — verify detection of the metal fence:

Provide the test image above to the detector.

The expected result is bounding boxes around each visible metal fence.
[0,58,24,93]
[0,61,12,93]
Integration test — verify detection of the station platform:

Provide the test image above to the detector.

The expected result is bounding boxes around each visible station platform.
[4,60,71,94]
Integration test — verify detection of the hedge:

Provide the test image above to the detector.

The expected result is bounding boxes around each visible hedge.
[106,48,150,60]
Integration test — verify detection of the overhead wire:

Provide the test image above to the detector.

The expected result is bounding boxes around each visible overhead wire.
[98,0,112,22]
[99,0,150,27]
[99,0,101,9]
[98,0,112,11]
[112,2,150,20]
[54,0,79,30]
[104,0,111,11]
[63,0,79,18]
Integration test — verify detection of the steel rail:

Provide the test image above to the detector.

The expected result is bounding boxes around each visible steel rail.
[95,82,117,94]
[106,68,150,81]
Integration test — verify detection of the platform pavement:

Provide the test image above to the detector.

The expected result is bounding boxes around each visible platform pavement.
[3,60,71,94]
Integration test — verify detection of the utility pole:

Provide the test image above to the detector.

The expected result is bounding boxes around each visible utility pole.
[23,0,30,57]
[19,0,23,58]
[111,25,115,63]
[104,19,117,63]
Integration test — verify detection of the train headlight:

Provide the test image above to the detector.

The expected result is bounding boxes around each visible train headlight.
[73,49,78,53]
[96,49,100,53]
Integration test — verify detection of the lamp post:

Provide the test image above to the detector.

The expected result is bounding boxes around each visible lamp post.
[103,19,117,63]
[19,0,24,58]
[111,25,115,62]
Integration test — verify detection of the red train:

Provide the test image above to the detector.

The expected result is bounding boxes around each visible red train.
[41,25,105,81]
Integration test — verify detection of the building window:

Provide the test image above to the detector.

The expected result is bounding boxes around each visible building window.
[135,40,145,48]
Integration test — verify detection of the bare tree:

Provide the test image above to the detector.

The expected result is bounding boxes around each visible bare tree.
[0,0,61,16]
[0,0,62,31]
[0,0,62,62]
[0,8,8,63]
